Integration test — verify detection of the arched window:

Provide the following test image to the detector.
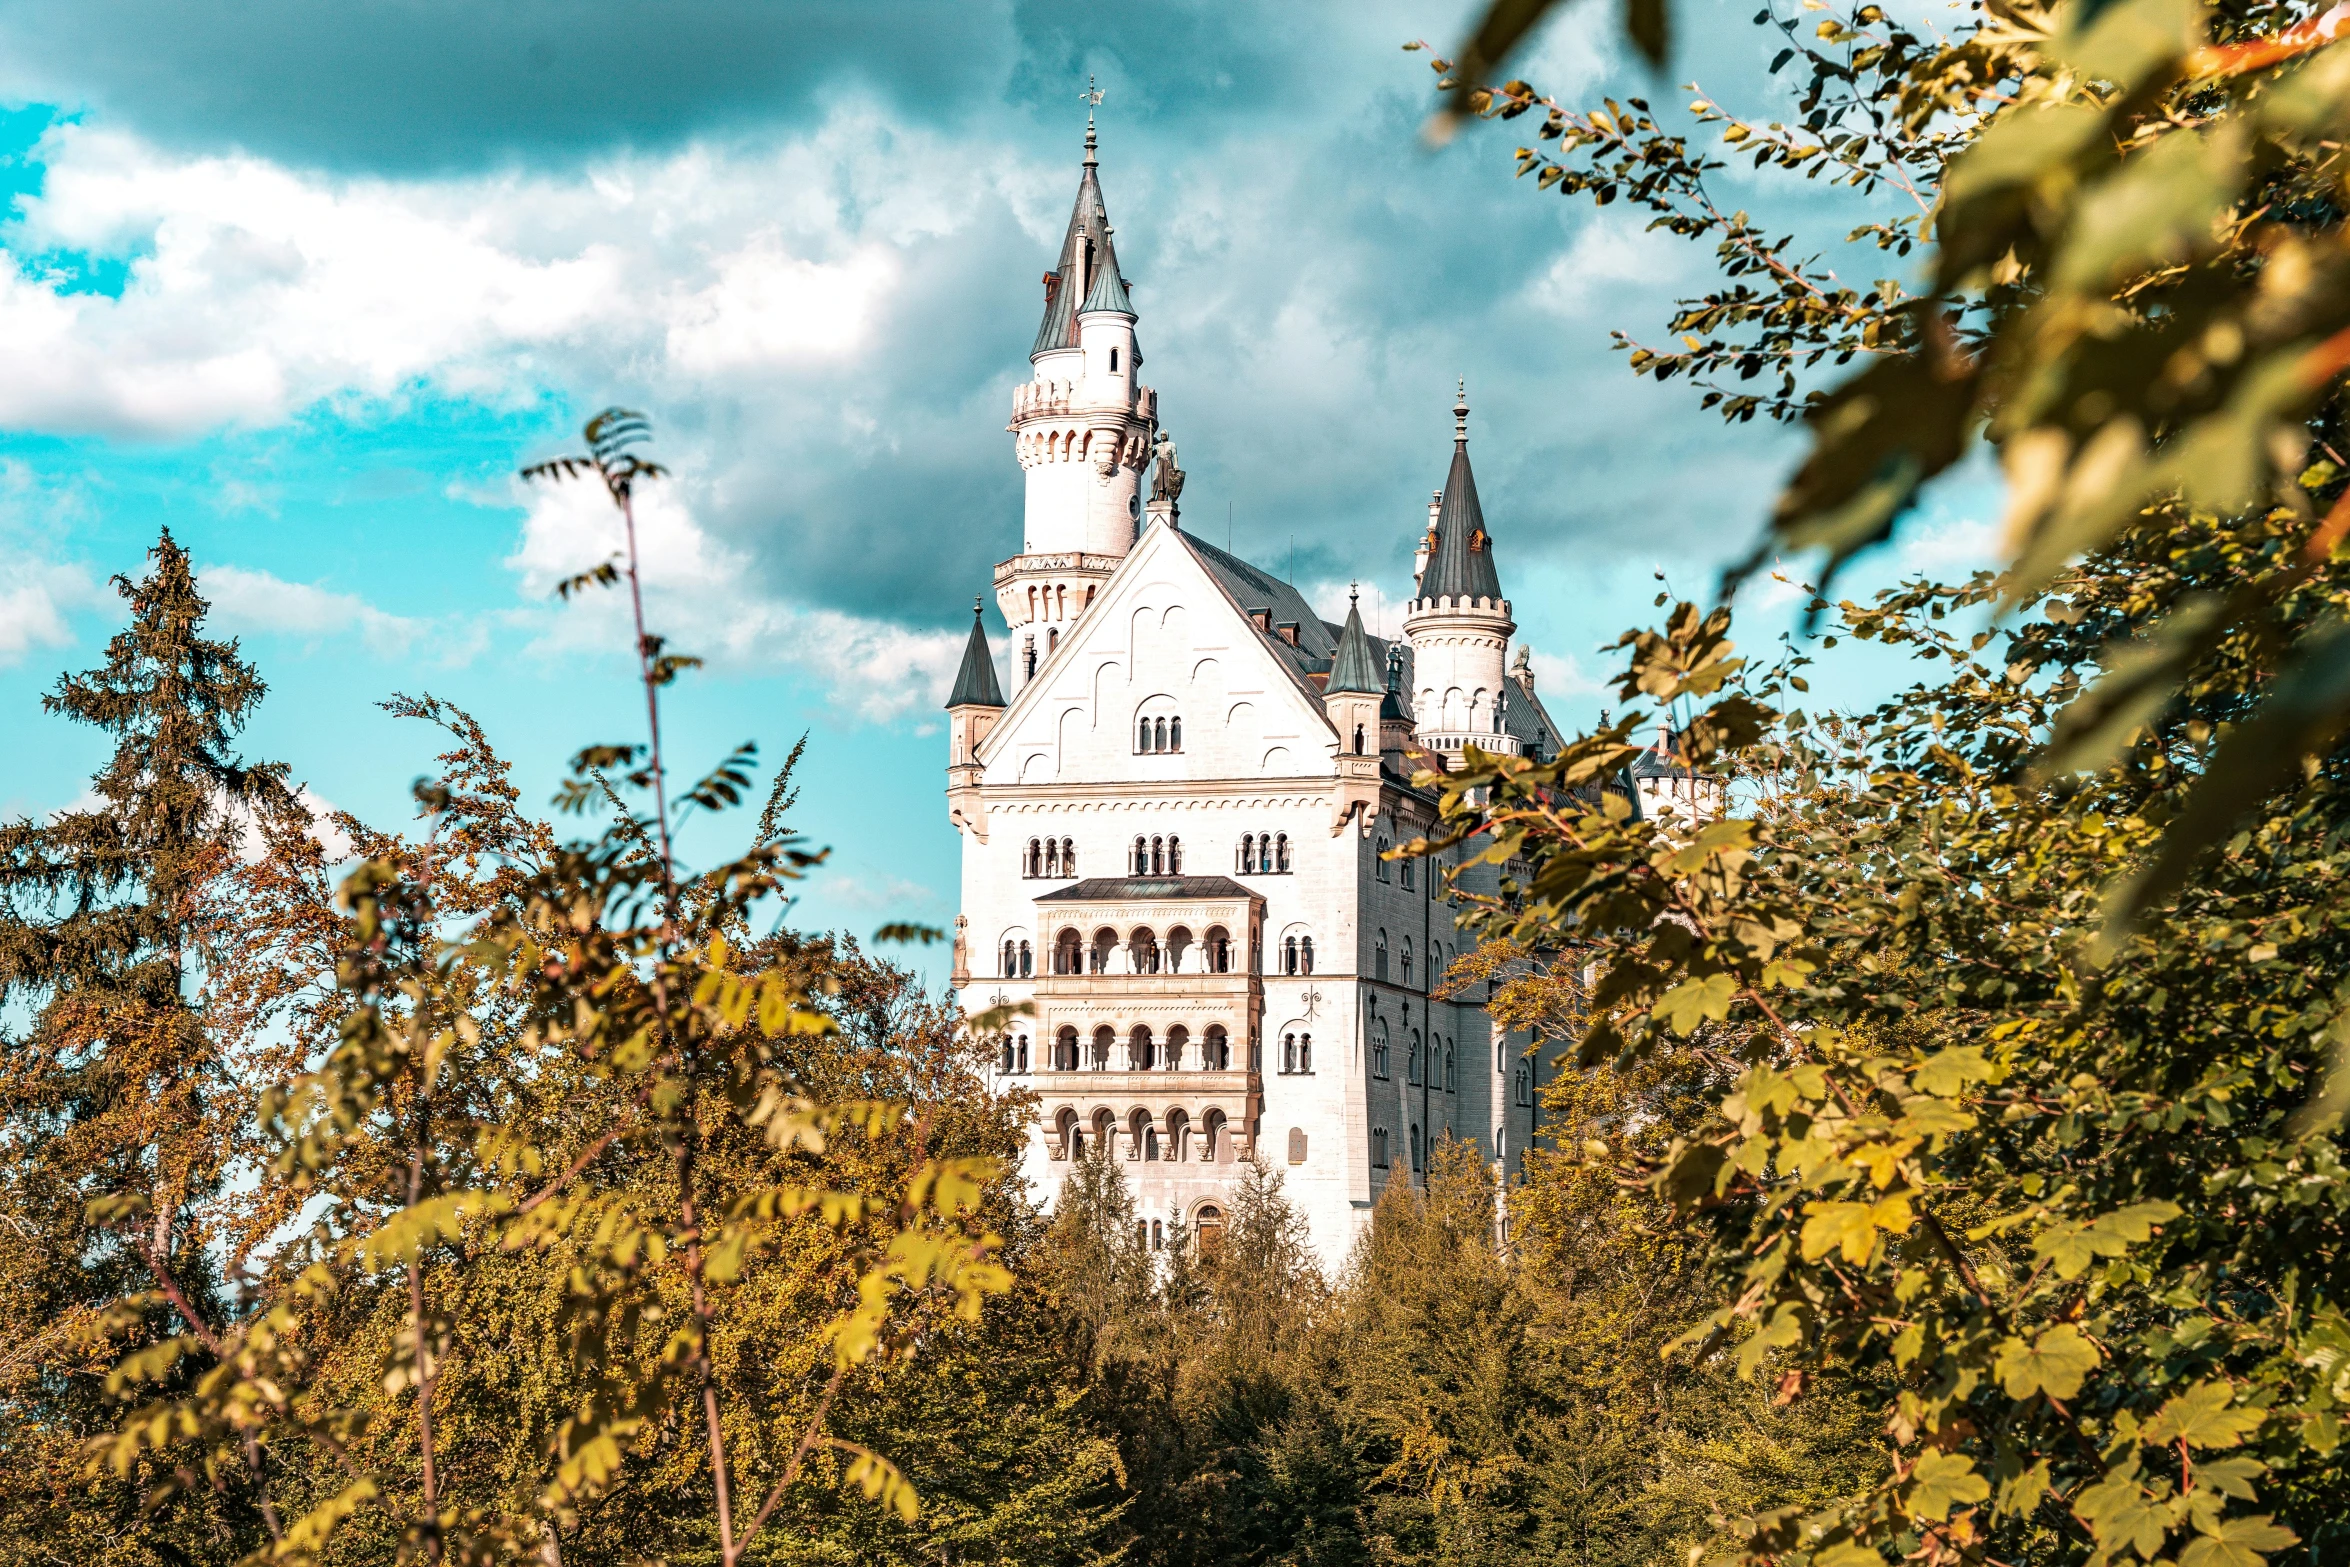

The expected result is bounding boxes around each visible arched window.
[1195,1203,1224,1255]
[1401,938,1413,987]
[1091,927,1116,974]
[1110,346,1121,373]
[1408,1031,1423,1085]
[1401,855,1415,891]
[1047,627,1059,653]
[1138,715,1153,752]
[1276,834,1290,872]
[1239,833,1255,872]
[1205,925,1231,974]
[1133,835,1148,874]
[1056,1026,1079,1070]
[1282,1033,1297,1074]
[1055,928,1083,974]
[1205,1025,1230,1070]
[1092,1026,1115,1071]
[1167,835,1182,874]
[1410,1124,1423,1172]
[1288,1127,1308,1164]
[1057,1107,1083,1159]
[1002,939,1018,978]
[1154,717,1169,751]
[1372,1021,1390,1079]
[1300,938,1314,975]
[1353,723,1365,754]
[1165,1025,1189,1071]
[1283,937,1298,975]
[1203,1110,1228,1165]
[1150,836,1164,875]
[1375,931,1388,981]
[1061,838,1076,876]
[999,1036,1016,1074]
[1026,838,1041,877]
[1044,838,1059,877]
[1372,1126,1390,1168]
[1129,1026,1155,1071]
[1129,927,1159,974]
[1019,941,1033,978]
[1375,835,1392,882]
[1166,926,1193,972]
[1170,716,1182,750]
[1444,1042,1456,1092]
[1515,1065,1532,1105]
[1024,638,1037,679]
[1297,1033,1312,1073]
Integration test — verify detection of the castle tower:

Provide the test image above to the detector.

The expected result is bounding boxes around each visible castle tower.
[945,598,1005,841]
[1324,589,1385,829]
[1403,383,1520,759]
[999,112,1158,695]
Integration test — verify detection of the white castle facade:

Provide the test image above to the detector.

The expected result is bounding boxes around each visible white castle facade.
[944,124,1661,1271]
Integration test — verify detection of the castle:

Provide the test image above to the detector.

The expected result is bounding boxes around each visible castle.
[944,119,1610,1270]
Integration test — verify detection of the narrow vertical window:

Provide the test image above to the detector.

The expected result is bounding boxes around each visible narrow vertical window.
[1110,347,1121,373]
[1301,938,1314,974]
[1283,937,1298,975]
[1019,941,1033,978]
[1151,836,1164,875]
[1155,717,1168,751]
[1138,716,1152,752]
[1168,835,1182,874]
[1276,834,1290,872]
[1170,716,1182,751]
[1239,833,1254,872]
[1298,1033,1312,1073]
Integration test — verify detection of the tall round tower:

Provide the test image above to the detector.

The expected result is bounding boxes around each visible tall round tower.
[1403,384,1520,759]
[998,113,1157,695]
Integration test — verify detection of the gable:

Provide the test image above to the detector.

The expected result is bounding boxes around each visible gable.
[977,523,1339,787]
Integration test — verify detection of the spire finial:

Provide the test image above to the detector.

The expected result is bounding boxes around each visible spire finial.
[973,596,985,618]
[1081,75,1104,166]
[1453,377,1469,445]
[1349,580,1360,606]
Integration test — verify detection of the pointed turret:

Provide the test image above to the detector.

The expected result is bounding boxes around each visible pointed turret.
[945,598,1004,841]
[1034,114,1136,353]
[1403,382,1518,759]
[946,598,1005,709]
[1420,381,1503,602]
[1327,592,1382,695]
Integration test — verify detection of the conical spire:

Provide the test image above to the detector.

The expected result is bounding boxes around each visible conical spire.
[1032,114,1130,354]
[1419,379,1503,602]
[1327,587,1382,694]
[946,598,1005,708]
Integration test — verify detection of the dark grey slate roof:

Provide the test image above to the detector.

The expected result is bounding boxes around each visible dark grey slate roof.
[1503,671,1564,762]
[1326,596,1382,694]
[945,600,1005,709]
[1420,392,1503,602]
[1080,229,1133,314]
[1038,875,1256,902]
[1033,137,1129,354]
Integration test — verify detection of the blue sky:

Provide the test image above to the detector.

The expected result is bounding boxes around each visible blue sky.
[0,0,1997,960]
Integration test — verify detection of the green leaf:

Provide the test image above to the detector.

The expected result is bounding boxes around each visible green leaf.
[1994,1323,2100,1400]
[1911,1044,1992,1096]
[2075,1466,2173,1560]
[1654,972,1737,1035]
[1907,1450,1990,1519]
[2141,1381,2263,1451]
[2179,1516,2300,1567]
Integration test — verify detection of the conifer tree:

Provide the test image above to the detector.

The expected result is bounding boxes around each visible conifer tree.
[0,527,290,1561]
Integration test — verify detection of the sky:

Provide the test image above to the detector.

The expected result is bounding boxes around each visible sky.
[0,0,1999,963]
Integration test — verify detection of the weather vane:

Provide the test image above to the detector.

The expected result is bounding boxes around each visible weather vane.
[1081,75,1105,112]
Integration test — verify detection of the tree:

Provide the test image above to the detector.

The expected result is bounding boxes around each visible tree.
[0,529,293,1564]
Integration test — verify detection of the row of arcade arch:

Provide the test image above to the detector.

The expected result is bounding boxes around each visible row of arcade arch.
[1052,1104,1240,1163]
[1033,1022,1239,1073]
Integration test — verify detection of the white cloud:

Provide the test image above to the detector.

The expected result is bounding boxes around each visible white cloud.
[503,474,966,722]
[197,562,485,663]
[0,555,97,664]
[1527,649,1605,699]
[664,239,897,373]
